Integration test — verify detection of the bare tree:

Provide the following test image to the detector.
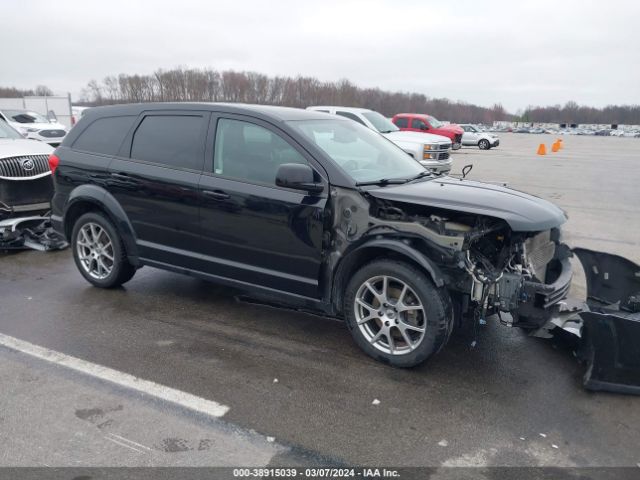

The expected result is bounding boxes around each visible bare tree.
[34,85,54,96]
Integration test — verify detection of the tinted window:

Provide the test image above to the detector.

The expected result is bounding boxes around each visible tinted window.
[73,116,136,155]
[411,119,426,129]
[336,111,367,126]
[394,117,409,128]
[361,111,398,133]
[214,119,307,185]
[131,115,204,170]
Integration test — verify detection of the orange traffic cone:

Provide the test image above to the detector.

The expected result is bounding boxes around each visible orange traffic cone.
[557,139,563,149]
[551,141,560,153]
[537,143,546,155]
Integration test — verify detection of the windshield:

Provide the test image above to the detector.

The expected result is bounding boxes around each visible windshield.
[0,120,23,139]
[427,115,443,128]
[288,119,425,183]
[361,111,398,133]
[3,110,50,124]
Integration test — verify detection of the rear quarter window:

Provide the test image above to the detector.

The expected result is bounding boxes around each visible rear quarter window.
[394,117,409,128]
[130,115,204,170]
[72,116,136,155]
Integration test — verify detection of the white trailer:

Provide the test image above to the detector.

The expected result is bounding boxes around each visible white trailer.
[0,94,73,129]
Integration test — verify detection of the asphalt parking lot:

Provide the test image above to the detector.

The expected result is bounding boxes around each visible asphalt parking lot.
[1,134,639,468]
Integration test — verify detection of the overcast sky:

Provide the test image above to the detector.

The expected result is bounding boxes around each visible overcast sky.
[3,0,639,112]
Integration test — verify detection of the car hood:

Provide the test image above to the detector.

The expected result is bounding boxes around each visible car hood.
[384,130,451,144]
[438,124,464,134]
[367,177,567,232]
[0,138,54,158]
[9,121,66,131]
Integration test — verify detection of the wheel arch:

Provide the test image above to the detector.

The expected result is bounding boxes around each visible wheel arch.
[64,185,140,264]
[331,239,445,314]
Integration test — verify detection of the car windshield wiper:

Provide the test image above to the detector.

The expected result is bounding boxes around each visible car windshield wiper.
[379,129,398,134]
[355,178,408,187]
[407,170,434,182]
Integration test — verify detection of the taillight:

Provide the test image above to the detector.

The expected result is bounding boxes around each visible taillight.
[48,154,60,173]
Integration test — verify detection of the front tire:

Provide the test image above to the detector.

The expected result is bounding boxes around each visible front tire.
[343,259,452,367]
[478,139,490,150]
[71,212,136,288]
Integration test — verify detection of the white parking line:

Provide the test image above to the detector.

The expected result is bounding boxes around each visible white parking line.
[0,333,230,418]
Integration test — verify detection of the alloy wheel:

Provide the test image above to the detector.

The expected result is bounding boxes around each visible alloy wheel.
[354,275,426,355]
[76,222,115,280]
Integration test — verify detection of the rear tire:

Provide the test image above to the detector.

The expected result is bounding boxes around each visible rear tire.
[71,212,136,288]
[343,259,452,367]
[478,139,490,150]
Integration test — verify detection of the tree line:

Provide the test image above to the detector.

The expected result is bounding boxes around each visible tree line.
[4,67,639,124]
[519,101,640,125]
[0,85,54,97]
[78,67,511,124]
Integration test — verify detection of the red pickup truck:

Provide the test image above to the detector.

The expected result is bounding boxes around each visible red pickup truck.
[392,113,464,150]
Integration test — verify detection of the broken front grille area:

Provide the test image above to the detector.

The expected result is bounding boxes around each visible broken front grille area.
[0,155,50,178]
[38,129,66,138]
[0,175,53,207]
[524,230,556,282]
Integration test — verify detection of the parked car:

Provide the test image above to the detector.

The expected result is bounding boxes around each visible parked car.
[0,109,67,147]
[391,113,464,149]
[459,124,500,149]
[0,118,54,222]
[71,106,91,126]
[306,106,452,174]
[48,102,616,372]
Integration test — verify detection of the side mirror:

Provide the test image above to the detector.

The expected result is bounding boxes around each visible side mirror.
[420,124,429,131]
[275,163,323,193]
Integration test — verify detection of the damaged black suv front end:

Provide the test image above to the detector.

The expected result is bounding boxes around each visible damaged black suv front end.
[361,177,574,331]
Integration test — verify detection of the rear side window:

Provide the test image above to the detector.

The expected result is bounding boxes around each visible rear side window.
[130,115,204,170]
[394,117,409,128]
[72,116,136,155]
[336,111,367,126]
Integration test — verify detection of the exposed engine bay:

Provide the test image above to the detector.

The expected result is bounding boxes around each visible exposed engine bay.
[355,195,574,331]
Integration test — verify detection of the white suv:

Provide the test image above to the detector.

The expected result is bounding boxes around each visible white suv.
[307,106,452,174]
[0,109,68,147]
[459,124,499,150]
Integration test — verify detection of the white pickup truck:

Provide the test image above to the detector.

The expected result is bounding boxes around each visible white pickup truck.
[306,106,453,174]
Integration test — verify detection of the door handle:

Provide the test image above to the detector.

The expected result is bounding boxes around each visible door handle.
[202,190,230,201]
[110,172,131,181]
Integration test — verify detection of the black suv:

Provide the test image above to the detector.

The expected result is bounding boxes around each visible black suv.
[51,103,574,368]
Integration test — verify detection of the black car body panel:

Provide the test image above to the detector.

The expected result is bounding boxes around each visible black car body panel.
[367,177,567,232]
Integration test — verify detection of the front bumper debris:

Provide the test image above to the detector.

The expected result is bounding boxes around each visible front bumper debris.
[540,248,640,395]
[573,248,640,395]
[0,216,68,251]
